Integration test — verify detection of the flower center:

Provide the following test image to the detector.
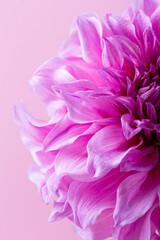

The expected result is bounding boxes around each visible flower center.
[135,65,160,113]
[124,64,160,143]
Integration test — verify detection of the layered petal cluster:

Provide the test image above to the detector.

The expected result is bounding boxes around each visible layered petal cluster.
[15,0,160,239]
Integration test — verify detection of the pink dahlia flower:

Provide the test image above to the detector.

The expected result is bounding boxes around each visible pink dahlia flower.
[14,0,160,239]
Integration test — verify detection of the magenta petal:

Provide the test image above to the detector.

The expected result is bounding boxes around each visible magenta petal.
[48,176,73,221]
[121,141,159,171]
[30,57,65,103]
[141,0,160,16]
[98,68,120,92]
[28,162,53,204]
[144,27,157,63]
[54,136,91,181]
[31,149,57,169]
[43,115,90,151]
[121,113,141,140]
[151,6,160,42]
[73,209,114,240]
[77,13,103,67]
[14,0,160,238]
[105,13,137,44]
[151,234,160,240]
[112,35,141,60]
[14,103,53,142]
[158,188,160,207]
[56,79,97,93]
[133,10,151,43]
[114,167,160,227]
[53,90,99,123]
[54,89,121,123]
[87,124,138,177]
[49,201,72,222]
[151,207,160,236]
[102,37,122,69]
[67,168,126,229]
[146,102,157,123]
[114,204,157,240]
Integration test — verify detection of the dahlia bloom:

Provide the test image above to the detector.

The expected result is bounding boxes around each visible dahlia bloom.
[14,0,160,239]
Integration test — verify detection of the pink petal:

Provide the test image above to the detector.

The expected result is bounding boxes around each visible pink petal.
[44,115,90,151]
[48,176,73,221]
[31,150,57,169]
[56,79,97,93]
[28,162,54,204]
[14,103,53,142]
[151,6,160,42]
[67,168,127,229]
[54,89,122,123]
[87,124,138,177]
[102,37,122,69]
[144,27,157,64]
[49,201,72,222]
[114,167,160,227]
[151,207,160,236]
[137,0,160,16]
[151,234,160,240]
[77,13,103,67]
[114,204,157,240]
[133,10,152,43]
[105,14,137,44]
[121,113,141,140]
[54,136,91,181]
[73,209,114,240]
[121,140,159,171]
[146,102,157,124]
[98,68,121,92]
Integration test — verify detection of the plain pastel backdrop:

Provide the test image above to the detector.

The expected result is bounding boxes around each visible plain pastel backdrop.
[1,0,131,239]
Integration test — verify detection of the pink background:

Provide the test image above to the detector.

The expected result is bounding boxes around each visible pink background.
[1,0,131,239]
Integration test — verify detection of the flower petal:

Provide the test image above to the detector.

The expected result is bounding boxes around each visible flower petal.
[87,124,139,177]
[105,14,137,44]
[54,136,91,181]
[121,113,141,140]
[137,0,160,16]
[14,102,53,142]
[114,167,160,227]
[151,206,160,236]
[121,140,159,172]
[77,13,103,67]
[151,6,160,41]
[114,204,157,240]
[133,10,152,43]
[48,176,73,221]
[67,168,127,229]
[44,115,90,151]
[73,209,114,240]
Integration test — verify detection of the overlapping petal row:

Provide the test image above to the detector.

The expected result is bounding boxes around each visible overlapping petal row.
[15,0,160,239]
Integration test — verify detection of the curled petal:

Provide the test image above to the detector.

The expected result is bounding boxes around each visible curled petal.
[44,115,90,151]
[114,166,160,227]
[121,140,159,172]
[73,209,114,240]
[87,124,139,177]
[55,136,91,181]
[67,168,127,229]
[121,113,141,140]
[114,203,158,240]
